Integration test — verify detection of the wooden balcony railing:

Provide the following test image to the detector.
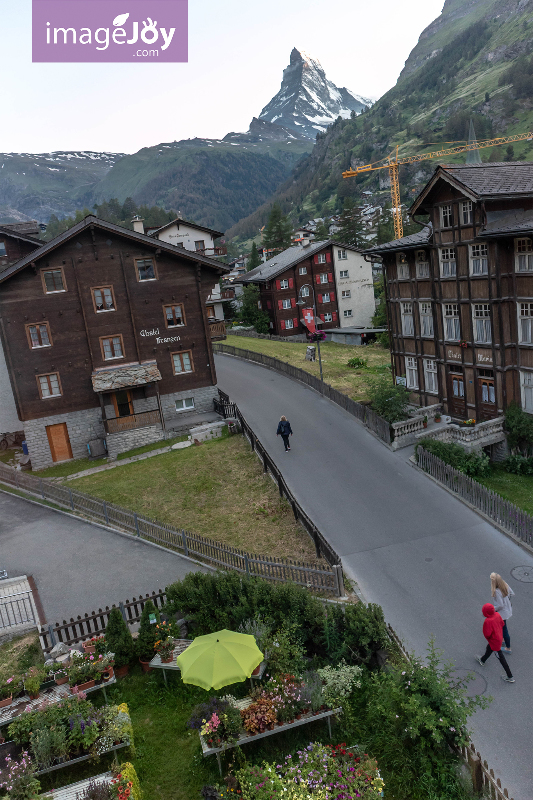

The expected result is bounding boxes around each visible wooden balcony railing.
[104,409,162,435]
[209,321,227,339]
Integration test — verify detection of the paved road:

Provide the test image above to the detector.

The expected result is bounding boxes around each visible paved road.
[216,353,533,800]
[0,492,209,624]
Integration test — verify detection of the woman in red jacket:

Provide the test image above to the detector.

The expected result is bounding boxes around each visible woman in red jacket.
[476,603,515,683]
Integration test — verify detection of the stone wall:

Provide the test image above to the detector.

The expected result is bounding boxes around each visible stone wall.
[160,385,219,429]
[106,424,164,460]
[24,407,105,470]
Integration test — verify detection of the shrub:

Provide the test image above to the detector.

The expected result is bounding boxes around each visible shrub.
[135,600,160,661]
[416,438,490,477]
[368,376,410,423]
[316,660,363,707]
[263,623,306,676]
[347,356,368,369]
[0,751,41,800]
[104,608,134,668]
[76,778,112,799]
[117,763,142,800]
[502,453,533,474]
[504,401,533,455]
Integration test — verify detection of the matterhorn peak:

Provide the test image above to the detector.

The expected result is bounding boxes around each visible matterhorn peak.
[259,48,373,139]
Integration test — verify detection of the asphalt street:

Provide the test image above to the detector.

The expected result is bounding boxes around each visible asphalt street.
[215,352,533,800]
[0,491,209,624]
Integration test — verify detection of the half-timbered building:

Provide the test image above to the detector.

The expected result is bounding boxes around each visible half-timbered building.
[367,162,533,422]
[0,215,228,468]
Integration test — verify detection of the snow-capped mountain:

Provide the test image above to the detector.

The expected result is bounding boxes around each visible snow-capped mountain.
[259,48,373,140]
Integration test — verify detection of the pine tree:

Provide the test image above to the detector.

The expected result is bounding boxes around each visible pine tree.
[238,285,271,334]
[337,199,365,246]
[136,600,161,661]
[105,607,134,668]
[263,203,293,257]
[247,242,261,271]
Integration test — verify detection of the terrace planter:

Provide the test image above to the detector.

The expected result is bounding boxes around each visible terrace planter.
[70,679,95,694]
[82,641,96,654]
[54,675,68,686]
[40,679,56,691]
[0,695,12,709]
[139,658,153,674]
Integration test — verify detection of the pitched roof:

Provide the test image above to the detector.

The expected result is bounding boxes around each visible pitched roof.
[92,360,162,392]
[148,217,225,239]
[241,240,363,283]
[364,225,432,254]
[0,225,42,246]
[482,209,533,237]
[0,215,230,284]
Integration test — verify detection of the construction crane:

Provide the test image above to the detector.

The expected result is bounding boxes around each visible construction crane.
[342,132,533,240]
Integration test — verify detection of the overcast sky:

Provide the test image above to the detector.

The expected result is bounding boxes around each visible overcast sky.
[2,0,444,154]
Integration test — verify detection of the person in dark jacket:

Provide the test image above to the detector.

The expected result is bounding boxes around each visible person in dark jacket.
[276,416,293,452]
[476,603,515,682]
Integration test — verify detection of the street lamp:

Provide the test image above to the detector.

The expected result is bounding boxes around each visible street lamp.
[296,283,324,382]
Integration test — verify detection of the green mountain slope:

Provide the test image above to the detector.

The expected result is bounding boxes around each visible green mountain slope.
[228,0,533,240]
[91,136,311,232]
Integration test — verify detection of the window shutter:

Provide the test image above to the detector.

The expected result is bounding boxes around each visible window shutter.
[280,319,286,330]
[267,300,271,310]
[293,317,298,328]
[332,311,338,322]
[318,294,323,304]
[320,314,325,322]
[327,272,333,283]
[288,277,294,288]
[326,252,332,263]
[278,300,283,310]
[330,291,335,302]
[316,274,321,285]
[291,298,296,308]
[314,255,319,265]
[276,279,281,290]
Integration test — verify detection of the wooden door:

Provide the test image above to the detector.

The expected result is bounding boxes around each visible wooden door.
[478,374,497,420]
[448,370,466,418]
[46,423,73,463]
[113,390,133,418]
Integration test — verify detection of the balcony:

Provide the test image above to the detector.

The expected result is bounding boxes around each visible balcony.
[196,246,228,256]
[209,320,227,340]
[104,409,162,435]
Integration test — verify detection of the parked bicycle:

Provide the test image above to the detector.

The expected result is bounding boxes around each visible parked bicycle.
[0,431,24,450]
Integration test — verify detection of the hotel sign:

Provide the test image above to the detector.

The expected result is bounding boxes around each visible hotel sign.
[140,328,181,344]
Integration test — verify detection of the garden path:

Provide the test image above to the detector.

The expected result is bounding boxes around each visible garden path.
[215,353,533,800]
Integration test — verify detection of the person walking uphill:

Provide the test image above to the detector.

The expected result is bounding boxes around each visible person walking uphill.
[277,416,293,452]
[476,604,515,683]
[491,572,514,653]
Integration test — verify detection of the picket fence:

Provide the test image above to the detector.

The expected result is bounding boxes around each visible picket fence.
[213,343,392,445]
[417,447,533,548]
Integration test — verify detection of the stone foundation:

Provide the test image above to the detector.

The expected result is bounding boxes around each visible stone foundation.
[106,424,164,460]
[24,407,105,470]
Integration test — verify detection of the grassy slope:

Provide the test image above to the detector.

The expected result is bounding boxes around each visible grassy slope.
[0,632,43,682]
[479,465,533,517]
[69,433,321,563]
[225,335,391,402]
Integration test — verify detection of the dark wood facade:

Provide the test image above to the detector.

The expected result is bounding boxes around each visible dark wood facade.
[0,218,226,424]
[0,227,43,270]
[370,164,533,422]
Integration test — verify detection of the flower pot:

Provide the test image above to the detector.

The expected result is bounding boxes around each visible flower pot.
[70,679,95,694]
[139,657,153,674]
[277,721,284,727]
[295,714,302,720]
[102,667,114,682]
[160,656,173,664]
[82,642,96,654]
[423,422,428,429]
[435,417,441,423]
[55,675,68,686]
[0,695,12,708]
[40,679,56,691]
[28,691,40,700]
[252,664,261,676]
[114,664,129,678]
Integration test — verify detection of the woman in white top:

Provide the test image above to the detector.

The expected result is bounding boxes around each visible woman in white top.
[491,572,514,654]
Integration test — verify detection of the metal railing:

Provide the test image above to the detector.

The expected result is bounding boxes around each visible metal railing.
[213,343,391,445]
[104,409,161,435]
[417,447,533,548]
[0,463,341,598]
[0,590,35,629]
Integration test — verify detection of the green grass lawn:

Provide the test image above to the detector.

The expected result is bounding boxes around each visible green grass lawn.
[0,632,43,680]
[225,335,390,403]
[479,465,533,516]
[69,433,321,563]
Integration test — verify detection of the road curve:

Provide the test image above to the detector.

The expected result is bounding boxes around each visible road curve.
[215,352,533,800]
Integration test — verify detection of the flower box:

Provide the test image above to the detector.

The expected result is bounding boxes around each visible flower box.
[0,694,12,709]
[55,674,69,686]
[70,679,95,693]
[82,641,96,654]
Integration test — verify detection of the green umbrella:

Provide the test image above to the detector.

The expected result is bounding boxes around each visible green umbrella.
[176,629,263,690]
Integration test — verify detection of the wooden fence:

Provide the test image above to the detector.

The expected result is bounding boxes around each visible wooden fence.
[213,343,392,445]
[0,463,342,598]
[417,447,533,548]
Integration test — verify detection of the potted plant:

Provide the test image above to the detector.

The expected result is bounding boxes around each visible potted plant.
[423,415,428,429]
[0,675,17,708]
[104,608,134,677]
[24,667,44,700]
[135,600,160,672]
[82,636,99,654]
[68,662,95,693]
[54,667,69,686]
[154,621,175,663]
[95,652,115,682]
[434,412,441,423]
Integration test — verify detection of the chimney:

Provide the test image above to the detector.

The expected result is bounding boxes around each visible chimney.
[131,216,145,234]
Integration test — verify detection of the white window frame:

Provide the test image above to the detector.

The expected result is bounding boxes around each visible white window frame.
[279,279,289,289]
[319,273,328,284]
[424,359,438,394]
[440,248,457,278]
[339,269,349,278]
[282,298,291,310]
[473,303,492,344]
[396,253,409,280]
[461,200,473,225]
[451,371,465,399]
[440,204,453,228]
[515,238,533,272]
[343,309,352,318]
[337,249,347,260]
[401,301,414,336]
[406,356,418,389]
[520,370,533,413]
[323,312,333,322]
[342,290,351,298]
[443,303,460,341]
[519,302,533,344]
[469,243,488,276]
[285,318,294,329]
[299,266,307,275]
[300,286,310,298]
[419,301,433,337]
[317,253,327,265]
[415,250,430,278]
[322,292,330,303]
[175,397,195,412]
